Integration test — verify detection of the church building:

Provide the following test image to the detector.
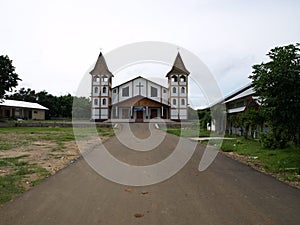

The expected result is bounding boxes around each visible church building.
[90,52,189,122]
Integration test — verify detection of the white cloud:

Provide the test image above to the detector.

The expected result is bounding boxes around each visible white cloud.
[0,0,299,107]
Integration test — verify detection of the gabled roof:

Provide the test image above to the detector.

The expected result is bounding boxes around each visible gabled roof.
[166,52,190,77]
[112,76,168,89]
[90,52,114,77]
[0,99,48,110]
[112,95,169,107]
[225,87,255,103]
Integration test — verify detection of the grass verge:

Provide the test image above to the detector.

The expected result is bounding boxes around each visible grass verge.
[0,155,50,204]
[165,127,300,188]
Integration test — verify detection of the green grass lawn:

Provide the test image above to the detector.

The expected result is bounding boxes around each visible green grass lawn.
[0,155,50,204]
[165,128,211,137]
[165,127,300,186]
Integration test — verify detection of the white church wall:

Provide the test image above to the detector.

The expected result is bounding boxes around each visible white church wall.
[171,98,178,107]
[119,82,132,102]
[111,88,118,104]
[100,98,108,107]
[147,81,161,102]
[180,98,187,108]
[179,87,187,97]
[171,86,178,97]
[162,88,168,104]
[179,109,187,116]
[171,109,179,120]
[92,108,99,117]
[101,87,108,96]
[100,109,108,119]
[133,78,147,97]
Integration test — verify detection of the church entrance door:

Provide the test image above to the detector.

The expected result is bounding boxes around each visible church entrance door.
[136,111,143,123]
[150,109,157,119]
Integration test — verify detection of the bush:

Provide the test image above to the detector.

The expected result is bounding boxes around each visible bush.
[260,129,289,149]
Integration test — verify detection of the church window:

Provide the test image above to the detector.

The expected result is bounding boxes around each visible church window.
[151,86,158,97]
[93,76,100,82]
[102,99,106,105]
[163,89,167,93]
[122,86,129,97]
[94,99,98,105]
[171,75,178,82]
[103,86,107,93]
[102,75,108,82]
[181,99,185,105]
[173,99,176,105]
[172,87,177,94]
[180,75,186,82]
[181,87,185,94]
[113,89,117,93]
[94,87,98,94]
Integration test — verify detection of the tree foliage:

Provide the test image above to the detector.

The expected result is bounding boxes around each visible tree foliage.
[6,88,90,119]
[249,43,300,148]
[0,55,21,100]
[197,109,211,130]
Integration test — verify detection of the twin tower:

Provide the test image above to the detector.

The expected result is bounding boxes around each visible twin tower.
[90,52,189,122]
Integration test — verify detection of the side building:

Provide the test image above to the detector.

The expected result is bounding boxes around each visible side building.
[0,99,48,120]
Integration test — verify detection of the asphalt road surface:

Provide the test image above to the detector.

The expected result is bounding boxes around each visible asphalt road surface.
[0,123,299,225]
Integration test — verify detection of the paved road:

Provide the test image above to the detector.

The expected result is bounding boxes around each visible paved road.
[1,124,300,225]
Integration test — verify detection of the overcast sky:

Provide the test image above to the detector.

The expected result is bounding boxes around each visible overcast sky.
[1,0,299,108]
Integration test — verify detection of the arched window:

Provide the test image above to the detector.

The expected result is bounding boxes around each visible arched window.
[181,98,185,105]
[173,99,176,105]
[94,87,98,94]
[172,87,177,94]
[103,86,107,94]
[180,75,186,82]
[94,99,98,105]
[171,75,178,82]
[102,98,106,105]
[181,87,185,94]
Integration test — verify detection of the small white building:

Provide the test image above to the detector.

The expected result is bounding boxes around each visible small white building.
[90,52,190,122]
[0,99,48,120]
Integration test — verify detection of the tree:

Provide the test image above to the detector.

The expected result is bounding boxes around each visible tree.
[6,87,37,102]
[72,97,91,119]
[197,109,211,130]
[6,88,76,119]
[0,55,21,100]
[249,43,300,148]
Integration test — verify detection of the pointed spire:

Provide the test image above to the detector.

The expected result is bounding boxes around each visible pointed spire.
[166,52,190,77]
[90,52,114,77]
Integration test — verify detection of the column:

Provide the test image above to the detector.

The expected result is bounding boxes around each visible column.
[146,106,148,119]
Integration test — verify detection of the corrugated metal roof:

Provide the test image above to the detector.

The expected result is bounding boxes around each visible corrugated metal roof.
[0,99,48,110]
[227,106,246,114]
[225,87,255,103]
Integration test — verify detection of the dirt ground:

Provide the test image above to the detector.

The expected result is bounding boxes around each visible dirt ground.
[0,134,110,192]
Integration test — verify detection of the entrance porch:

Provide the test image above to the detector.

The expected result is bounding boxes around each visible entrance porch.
[111,96,169,122]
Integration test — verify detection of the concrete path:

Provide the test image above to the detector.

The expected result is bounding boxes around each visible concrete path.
[190,137,236,141]
[0,124,299,225]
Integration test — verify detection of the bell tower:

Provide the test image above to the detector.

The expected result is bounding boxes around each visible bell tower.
[90,52,113,121]
[166,52,189,120]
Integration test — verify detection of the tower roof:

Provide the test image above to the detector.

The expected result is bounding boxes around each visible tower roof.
[166,52,190,77]
[90,52,114,77]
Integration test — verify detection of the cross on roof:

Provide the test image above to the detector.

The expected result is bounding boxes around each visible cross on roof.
[136,82,144,95]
